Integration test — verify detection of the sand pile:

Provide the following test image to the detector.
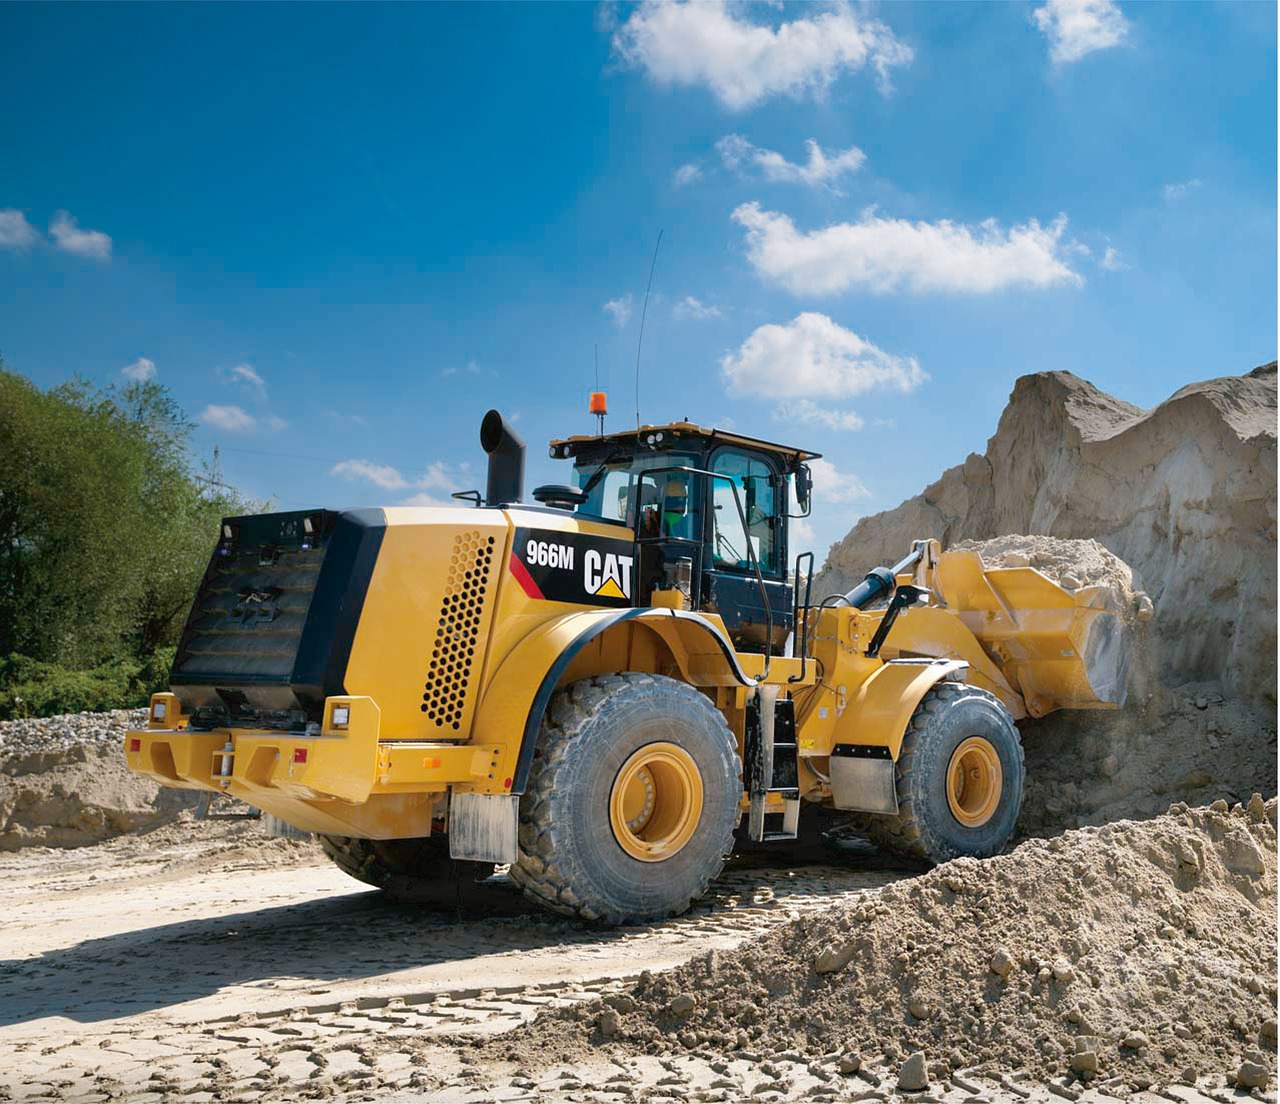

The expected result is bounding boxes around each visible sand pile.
[954,534,1142,600]
[817,363,1277,701]
[1019,684,1276,838]
[519,801,1277,1089]
[0,709,199,851]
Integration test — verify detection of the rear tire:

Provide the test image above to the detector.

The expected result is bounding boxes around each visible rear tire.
[318,834,497,908]
[509,673,741,924]
[867,683,1024,864]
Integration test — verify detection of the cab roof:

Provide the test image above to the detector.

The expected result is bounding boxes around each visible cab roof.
[549,420,821,464]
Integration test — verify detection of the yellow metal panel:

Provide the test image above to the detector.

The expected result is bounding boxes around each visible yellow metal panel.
[377,742,503,791]
[124,728,224,790]
[823,660,967,760]
[876,605,1024,719]
[234,792,440,838]
[232,696,381,803]
[470,609,623,793]
[345,511,508,740]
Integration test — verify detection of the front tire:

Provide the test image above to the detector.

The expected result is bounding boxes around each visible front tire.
[509,673,741,924]
[867,682,1024,864]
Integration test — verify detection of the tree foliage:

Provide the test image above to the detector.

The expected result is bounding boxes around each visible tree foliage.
[0,361,251,716]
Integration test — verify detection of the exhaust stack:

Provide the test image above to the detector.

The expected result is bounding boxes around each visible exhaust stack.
[480,409,525,506]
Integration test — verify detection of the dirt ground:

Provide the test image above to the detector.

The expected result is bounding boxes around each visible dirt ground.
[0,815,903,1102]
[0,815,1270,1104]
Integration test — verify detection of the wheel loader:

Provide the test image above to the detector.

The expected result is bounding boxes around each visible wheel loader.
[125,406,1141,923]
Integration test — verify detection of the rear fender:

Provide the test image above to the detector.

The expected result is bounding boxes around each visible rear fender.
[472,608,757,794]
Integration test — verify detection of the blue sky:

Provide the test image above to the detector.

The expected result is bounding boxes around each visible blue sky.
[0,1,1274,563]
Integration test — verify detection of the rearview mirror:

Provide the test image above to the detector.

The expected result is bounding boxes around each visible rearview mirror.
[794,464,813,515]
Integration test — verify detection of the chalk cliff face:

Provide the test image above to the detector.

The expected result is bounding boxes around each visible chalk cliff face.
[815,363,1278,700]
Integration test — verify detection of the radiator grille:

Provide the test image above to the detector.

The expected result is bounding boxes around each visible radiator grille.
[176,547,325,681]
[422,531,496,730]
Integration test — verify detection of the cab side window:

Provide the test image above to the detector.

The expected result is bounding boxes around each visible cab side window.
[709,449,780,574]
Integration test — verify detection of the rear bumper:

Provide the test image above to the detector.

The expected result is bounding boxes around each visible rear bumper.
[124,694,504,836]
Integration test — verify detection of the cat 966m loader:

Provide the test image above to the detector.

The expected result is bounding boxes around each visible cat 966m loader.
[126,406,1141,922]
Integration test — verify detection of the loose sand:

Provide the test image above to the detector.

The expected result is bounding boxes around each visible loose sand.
[503,801,1277,1092]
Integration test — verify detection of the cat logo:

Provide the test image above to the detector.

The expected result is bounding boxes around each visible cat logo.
[584,549,633,601]
[509,527,634,608]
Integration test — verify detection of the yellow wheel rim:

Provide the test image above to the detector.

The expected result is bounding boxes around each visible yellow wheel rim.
[946,736,1003,828]
[609,742,704,863]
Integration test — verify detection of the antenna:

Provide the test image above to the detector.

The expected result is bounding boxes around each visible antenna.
[634,229,663,430]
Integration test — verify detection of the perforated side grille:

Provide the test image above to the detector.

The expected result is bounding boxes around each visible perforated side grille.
[422,531,496,730]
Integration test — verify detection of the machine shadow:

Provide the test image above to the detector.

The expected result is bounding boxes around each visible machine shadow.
[0,853,911,1027]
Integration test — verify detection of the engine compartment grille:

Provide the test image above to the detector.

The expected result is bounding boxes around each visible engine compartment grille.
[422,530,496,731]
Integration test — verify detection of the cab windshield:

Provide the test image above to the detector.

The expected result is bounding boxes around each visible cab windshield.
[573,453,698,540]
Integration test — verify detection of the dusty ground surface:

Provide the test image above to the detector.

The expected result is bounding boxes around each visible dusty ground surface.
[0,815,914,1101]
[1,813,1270,1103]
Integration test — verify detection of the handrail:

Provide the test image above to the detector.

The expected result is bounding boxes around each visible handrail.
[788,550,814,683]
[632,464,774,681]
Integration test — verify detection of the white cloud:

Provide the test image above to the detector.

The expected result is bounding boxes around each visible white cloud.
[267,414,289,431]
[199,404,256,432]
[48,210,112,260]
[733,202,1082,296]
[808,456,870,503]
[399,491,452,507]
[1163,178,1202,201]
[418,460,458,492]
[774,398,864,431]
[611,0,912,111]
[227,362,268,399]
[331,459,410,490]
[331,458,472,502]
[120,357,156,382]
[722,313,924,401]
[672,162,703,188]
[1100,245,1126,271]
[0,209,38,250]
[1033,0,1129,64]
[672,295,722,321]
[603,294,635,328]
[717,134,866,190]
[443,359,482,378]
[791,516,815,547]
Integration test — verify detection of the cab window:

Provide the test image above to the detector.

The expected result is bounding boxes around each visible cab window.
[573,453,696,533]
[709,449,780,574]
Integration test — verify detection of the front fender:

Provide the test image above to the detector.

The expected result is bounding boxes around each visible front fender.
[839,658,970,760]
[473,607,757,794]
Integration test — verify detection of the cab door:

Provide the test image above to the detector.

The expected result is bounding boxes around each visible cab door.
[701,447,792,651]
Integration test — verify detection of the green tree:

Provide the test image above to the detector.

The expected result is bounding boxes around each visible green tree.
[0,359,251,715]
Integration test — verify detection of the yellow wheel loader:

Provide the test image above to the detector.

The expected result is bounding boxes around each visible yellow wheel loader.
[126,409,1140,923]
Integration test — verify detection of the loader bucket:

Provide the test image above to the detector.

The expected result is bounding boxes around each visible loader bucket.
[934,550,1136,717]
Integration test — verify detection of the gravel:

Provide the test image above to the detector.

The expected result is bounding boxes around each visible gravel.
[0,708,148,770]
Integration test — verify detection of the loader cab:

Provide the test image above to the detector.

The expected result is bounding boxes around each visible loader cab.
[549,423,819,652]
